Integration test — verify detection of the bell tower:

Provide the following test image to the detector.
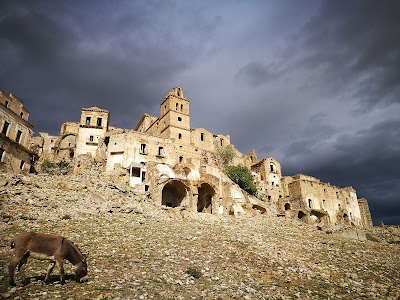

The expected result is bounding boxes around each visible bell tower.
[158,87,190,145]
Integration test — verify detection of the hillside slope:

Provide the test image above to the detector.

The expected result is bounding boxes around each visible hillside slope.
[0,172,399,299]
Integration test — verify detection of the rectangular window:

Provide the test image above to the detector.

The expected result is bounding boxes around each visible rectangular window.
[140,144,147,154]
[141,171,146,182]
[158,147,163,156]
[2,121,10,136]
[15,130,22,143]
[89,135,94,142]
[86,117,91,126]
[4,100,9,108]
[201,133,204,141]
[0,148,5,162]
[97,117,102,127]
[20,112,24,118]
[131,167,140,177]
[19,160,24,170]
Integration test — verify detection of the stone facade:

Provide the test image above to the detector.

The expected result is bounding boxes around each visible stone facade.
[0,91,35,174]
[24,86,373,227]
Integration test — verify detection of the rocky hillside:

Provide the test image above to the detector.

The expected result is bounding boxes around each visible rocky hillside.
[0,171,399,299]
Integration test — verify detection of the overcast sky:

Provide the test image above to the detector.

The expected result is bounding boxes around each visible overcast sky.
[1,0,399,225]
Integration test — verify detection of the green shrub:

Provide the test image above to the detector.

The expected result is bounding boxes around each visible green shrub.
[217,145,235,169]
[224,165,257,196]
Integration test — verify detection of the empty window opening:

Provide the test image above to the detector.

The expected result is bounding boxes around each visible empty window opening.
[15,130,22,143]
[141,171,146,182]
[201,133,204,141]
[145,185,149,191]
[177,89,181,96]
[19,160,24,170]
[97,117,102,126]
[2,121,10,136]
[178,133,182,139]
[131,167,141,177]
[272,182,275,186]
[158,147,164,156]
[178,117,182,121]
[176,103,178,110]
[308,199,312,208]
[179,156,183,163]
[89,135,94,142]
[140,144,147,154]
[270,164,275,172]
[284,203,291,210]
[0,148,5,162]
[86,117,91,126]
[20,112,24,118]
[267,195,271,201]
[180,104,183,111]
[4,100,9,107]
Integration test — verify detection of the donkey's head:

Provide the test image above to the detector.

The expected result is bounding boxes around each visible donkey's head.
[75,256,88,283]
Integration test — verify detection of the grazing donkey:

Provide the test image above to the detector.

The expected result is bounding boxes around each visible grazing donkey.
[9,232,88,286]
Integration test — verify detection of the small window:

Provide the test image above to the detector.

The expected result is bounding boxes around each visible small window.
[86,117,91,126]
[179,156,183,163]
[178,117,182,121]
[178,133,182,139]
[308,199,312,208]
[131,167,140,177]
[177,89,181,96]
[19,160,24,170]
[158,147,163,156]
[2,121,10,136]
[270,164,275,172]
[97,117,102,127]
[176,103,178,110]
[267,196,271,200]
[140,144,147,154]
[0,148,5,162]
[272,182,275,186]
[220,138,223,146]
[180,104,183,111]
[89,135,94,142]
[15,130,22,143]
[141,171,146,182]
[4,100,9,108]
[201,133,204,141]
[20,112,24,118]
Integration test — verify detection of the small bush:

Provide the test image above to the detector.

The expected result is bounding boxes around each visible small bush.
[225,165,257,196]
[186,267,202,279]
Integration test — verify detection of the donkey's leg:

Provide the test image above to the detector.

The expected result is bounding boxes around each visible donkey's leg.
[18,254,29,285]
[56,260,65,284]
[44,261,56,282]
[8,251,27,286]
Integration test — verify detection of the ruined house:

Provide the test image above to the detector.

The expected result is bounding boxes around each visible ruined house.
[0,91,35,174]
[30,87,373,228]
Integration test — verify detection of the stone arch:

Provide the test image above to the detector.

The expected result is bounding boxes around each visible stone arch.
[197,183,215,213]
[161,180,189,208]
[284,203,291,210]
[57,134,76,149]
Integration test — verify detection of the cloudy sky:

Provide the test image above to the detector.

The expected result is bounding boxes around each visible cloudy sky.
[1,0,399,225]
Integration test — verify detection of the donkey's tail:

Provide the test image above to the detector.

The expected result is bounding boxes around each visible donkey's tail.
[10,241,15,249]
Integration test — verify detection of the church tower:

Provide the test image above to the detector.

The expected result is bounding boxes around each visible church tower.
[158,87,190,145]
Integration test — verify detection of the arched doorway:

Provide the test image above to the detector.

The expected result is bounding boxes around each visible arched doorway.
[197,183,215,213]
[161,180,188,208]
[284,203,291,210]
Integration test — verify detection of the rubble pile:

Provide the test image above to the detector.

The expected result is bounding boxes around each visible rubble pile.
[0,172,399,299]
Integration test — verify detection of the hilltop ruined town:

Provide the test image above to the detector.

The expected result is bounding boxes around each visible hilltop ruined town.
[0,87,372,229]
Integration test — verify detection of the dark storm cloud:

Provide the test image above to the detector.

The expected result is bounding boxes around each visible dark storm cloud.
[1,1,399,224]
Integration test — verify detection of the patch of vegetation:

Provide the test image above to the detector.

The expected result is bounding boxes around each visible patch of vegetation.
[217,145,235,169]
[186,267,202,279]
[41,159,71,175]
[224,165,257,196]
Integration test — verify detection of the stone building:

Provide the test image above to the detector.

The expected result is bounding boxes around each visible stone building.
[32,86,373,228]
[0,91,35,174]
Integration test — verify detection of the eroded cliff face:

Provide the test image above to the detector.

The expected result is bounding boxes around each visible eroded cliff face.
[1,170,399,300]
